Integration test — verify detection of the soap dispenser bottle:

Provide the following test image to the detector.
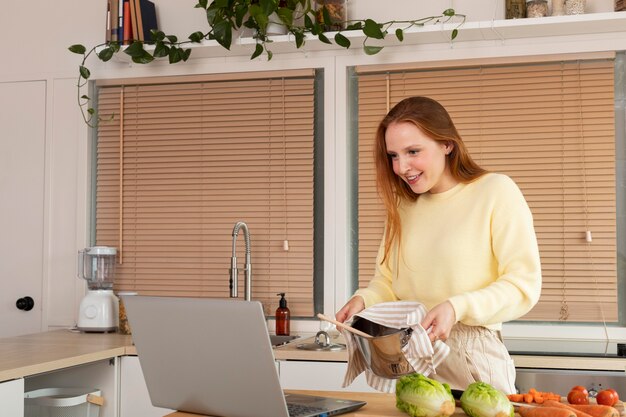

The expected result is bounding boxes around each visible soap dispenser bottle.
[275,293,291,336]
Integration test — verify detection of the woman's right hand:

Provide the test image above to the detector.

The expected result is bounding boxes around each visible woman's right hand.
[335,295,365,323]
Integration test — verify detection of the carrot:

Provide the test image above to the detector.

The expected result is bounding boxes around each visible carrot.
[508,394,524,402]
[567,404,620,417]
[524,393,534,403]
[542,400,594,417]
[518,405,576,417]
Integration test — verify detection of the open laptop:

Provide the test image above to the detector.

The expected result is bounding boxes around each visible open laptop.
[122,295,366,417]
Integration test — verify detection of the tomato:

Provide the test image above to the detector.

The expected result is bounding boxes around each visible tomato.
[567,390,590,405]
[606,388,620,402]
[597,390,618,406]
[570,385,589,396]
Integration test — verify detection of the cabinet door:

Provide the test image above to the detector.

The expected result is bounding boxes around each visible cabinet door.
[278,361,377,392]
[0,378,24,417]
[120,356,174,417]
[0,81,45,337]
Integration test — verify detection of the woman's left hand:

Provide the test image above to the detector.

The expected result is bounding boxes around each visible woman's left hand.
[420,301,456,343]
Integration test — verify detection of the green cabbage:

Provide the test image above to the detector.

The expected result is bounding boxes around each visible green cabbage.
[460,382,514,417]
[396,373,455,417]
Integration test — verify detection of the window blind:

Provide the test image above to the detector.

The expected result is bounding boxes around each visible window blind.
[96,71,316,316]
[356,56,617,322]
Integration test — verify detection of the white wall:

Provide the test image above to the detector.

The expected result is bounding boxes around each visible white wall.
[0,0,622,336]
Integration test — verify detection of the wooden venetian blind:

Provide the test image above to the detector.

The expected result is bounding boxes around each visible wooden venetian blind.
[95,71,316,316]
[356,56,617,322]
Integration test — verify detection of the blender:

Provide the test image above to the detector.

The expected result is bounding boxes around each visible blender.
[77,246,119,332]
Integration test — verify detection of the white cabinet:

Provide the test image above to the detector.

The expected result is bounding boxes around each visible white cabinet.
[24,359,118,417]
[119,356,174,417]
[0,378,24,417]
[278,361,377,392]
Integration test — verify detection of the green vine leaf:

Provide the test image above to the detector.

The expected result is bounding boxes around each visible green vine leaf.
[212,19,233,49]
[317,32,331,45]
[166,35,179,43]
[189,31,205,43]
[154,42,170,57]
[276,7,293,26]
[152,30,166,42]
[97,47,115,62]
[294,31,305,48]
[251,43,264,60]
[79,66,91,80]
[451,28,459,40]
[124,41,146,58]
[363,19,385,40]
[132,50,155,64]
[346,22,363,31]
[334,33,350,48]
[363,45,384,55]
[69,44,86,54]
[443,8,455,17]
[395,28,404,42]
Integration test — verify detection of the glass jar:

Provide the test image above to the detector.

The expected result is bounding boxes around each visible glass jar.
[565,0,585,14]
[505,0,526,19]
[526,0,549,17]
[315,0,347,32]
[551,0,565,15]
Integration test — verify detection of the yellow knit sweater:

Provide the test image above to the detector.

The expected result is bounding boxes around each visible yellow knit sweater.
[355,173,542,330]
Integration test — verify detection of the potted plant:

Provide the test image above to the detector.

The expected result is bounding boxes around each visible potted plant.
[69,0,464,125]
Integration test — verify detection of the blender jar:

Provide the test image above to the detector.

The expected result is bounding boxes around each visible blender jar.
[78,246,117,290]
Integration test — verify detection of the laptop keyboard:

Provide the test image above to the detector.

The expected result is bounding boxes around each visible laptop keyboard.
[287,402,327,417]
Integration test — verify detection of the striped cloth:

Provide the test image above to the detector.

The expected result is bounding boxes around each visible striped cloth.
[341,301,450,393]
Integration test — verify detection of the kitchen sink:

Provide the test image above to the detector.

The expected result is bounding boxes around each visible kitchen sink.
[270,334,299,347]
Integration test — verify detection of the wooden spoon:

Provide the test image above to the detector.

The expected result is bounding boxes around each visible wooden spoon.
[316,313,372,339]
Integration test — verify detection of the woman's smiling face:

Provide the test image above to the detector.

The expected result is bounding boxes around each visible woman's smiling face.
[385,121,457,194]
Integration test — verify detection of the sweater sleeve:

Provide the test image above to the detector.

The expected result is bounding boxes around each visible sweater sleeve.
[354,238,398,308]
[448,176,542,326]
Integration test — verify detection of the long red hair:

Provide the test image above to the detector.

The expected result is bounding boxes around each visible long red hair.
[374,97,487,262]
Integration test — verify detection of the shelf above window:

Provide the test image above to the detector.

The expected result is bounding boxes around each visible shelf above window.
[111,12,626,62]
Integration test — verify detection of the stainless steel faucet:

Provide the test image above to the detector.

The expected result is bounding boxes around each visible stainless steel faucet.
[229,221,252,301]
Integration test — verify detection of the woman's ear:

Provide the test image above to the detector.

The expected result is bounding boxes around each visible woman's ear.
[445,142,454,155]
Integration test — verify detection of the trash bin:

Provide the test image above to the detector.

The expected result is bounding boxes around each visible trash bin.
[24,388,103,417]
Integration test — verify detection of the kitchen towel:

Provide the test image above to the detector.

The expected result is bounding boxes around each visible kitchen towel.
[341,301,450,393]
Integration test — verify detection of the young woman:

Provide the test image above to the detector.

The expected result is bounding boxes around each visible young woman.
[336,96,542,393]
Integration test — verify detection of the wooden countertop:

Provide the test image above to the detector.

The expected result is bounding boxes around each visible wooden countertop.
[0,329,133,382]
[273,332,348,361]
[275,334,626,372]
[1,330,625,384]
[164,389,431,417]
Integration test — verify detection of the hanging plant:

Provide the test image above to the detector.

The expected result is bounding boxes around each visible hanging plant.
[69,0,464,126]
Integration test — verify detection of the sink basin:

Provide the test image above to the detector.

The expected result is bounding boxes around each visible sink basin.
[270,334,299,347]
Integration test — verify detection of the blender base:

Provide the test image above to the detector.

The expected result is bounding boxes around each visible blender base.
[77,289,119,333]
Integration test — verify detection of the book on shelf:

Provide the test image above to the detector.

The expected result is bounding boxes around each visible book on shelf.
[106,0,111,42]
[110,0,119,42]
[138,0,158,43]
[123,0,131,45]
[129,0,140,41]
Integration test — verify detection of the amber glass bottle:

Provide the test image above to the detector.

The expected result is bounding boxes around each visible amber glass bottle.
[275,293,291,336]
